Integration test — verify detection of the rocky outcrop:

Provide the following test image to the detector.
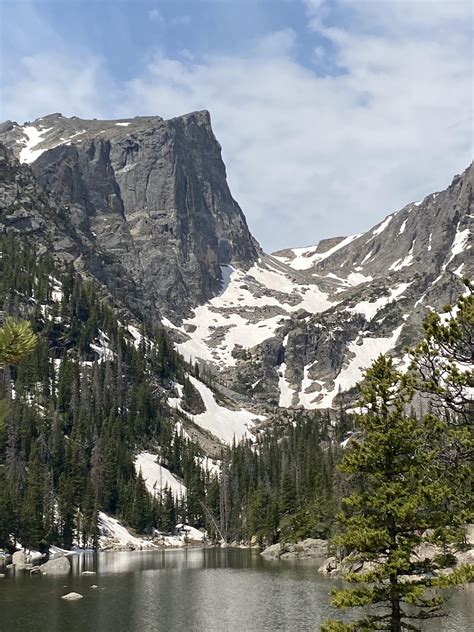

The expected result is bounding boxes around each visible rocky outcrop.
[61,592,83,600]
[40,555,71,575]
[0,110,471,414]
[261,538,328,560]
[0,112,260,317]
[318,541,474,579]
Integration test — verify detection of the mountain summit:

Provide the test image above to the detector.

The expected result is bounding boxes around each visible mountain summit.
[0,112,472,412]
[0,112,259,317]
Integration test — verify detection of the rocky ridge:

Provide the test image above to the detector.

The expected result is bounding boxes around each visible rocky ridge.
[172,163,472,409]
[0,112,259,318]
[0,111,472,422]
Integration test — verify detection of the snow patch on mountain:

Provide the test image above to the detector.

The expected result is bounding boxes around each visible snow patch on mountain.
[19,126,52,164]
[348,282,411,321]
[298,362,321,408]
[370,214,394,238]
[316,324,404,408]
[389,240,415,271]
[134,452,186,498]
[444,226,470,269]
[177,259,333,367]
[187,376,263,443]
[99,512,155,550]
[278,362,296,407]
[274,234,361,271]
[90,330,115,362]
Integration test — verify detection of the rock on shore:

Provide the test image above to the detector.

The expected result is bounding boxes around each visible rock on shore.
[318,541,474,579]
[261,538,328,560]
[40,556,71,575]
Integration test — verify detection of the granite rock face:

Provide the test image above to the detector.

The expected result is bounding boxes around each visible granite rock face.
[0,143,144,316]
[0,112,259,317]
[0,111,472,415]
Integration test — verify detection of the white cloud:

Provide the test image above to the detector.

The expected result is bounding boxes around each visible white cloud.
[1,1,472,252]
[2,54,113,123]
[148,8,163,23]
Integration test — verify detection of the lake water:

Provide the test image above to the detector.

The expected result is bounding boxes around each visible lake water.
[1,548,473,631]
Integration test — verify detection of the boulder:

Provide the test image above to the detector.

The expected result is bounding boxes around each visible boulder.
[61,592,83,601]
[41,556,71,575]
[456,548,474,566]
[261,539,328,561]
[81,570,96,575]
[12,550,30,569]
[30,567,42,575]
[260,543,281,560]
[318,556,339,575]
[280,538,328,560]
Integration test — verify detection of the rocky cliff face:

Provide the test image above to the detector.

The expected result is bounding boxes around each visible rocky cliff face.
[174,163,473,409]
[0,143,147,317]
[0,111,472,416]
[0,112,259,317]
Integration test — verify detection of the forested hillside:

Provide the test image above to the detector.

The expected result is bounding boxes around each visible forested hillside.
[0,234,219,550]
[0,233,347,552]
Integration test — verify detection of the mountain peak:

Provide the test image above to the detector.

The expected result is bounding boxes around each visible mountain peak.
[0,110,260,315]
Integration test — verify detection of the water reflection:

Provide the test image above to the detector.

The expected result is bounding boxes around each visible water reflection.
[2,549,473,632]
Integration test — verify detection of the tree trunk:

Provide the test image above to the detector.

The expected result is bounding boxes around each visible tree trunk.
[390,575,402,632]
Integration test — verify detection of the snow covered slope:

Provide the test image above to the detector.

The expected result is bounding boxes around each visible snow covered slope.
[134,452,186,498]
[172,257,337,368]
[98,512,205,550]
[168,164,473,410]
[169,375,264,444]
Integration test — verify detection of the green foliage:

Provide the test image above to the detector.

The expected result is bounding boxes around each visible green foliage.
[324,283,473,632]
[411,278,473,424]
[0,317,37,367]
[218,410,341,544]
[0,235,215,550]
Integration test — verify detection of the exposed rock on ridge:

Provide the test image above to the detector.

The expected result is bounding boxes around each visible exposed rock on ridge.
[0,110,472,415]
[0,112,259,316]
[175,164,473,409]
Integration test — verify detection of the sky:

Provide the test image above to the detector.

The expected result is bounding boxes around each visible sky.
[0,0,472,252]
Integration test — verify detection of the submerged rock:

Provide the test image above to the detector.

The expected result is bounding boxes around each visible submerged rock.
[61,592,83,601]
[41,556,71,575]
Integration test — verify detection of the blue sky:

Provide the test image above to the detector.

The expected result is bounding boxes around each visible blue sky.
[1,0,472,251]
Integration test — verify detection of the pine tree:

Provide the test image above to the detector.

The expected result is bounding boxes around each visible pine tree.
[0,318,37,367]
[411,278,473,425]
[322,355,473,632]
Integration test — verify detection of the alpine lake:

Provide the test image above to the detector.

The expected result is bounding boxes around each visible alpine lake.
[1,548,473,631]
